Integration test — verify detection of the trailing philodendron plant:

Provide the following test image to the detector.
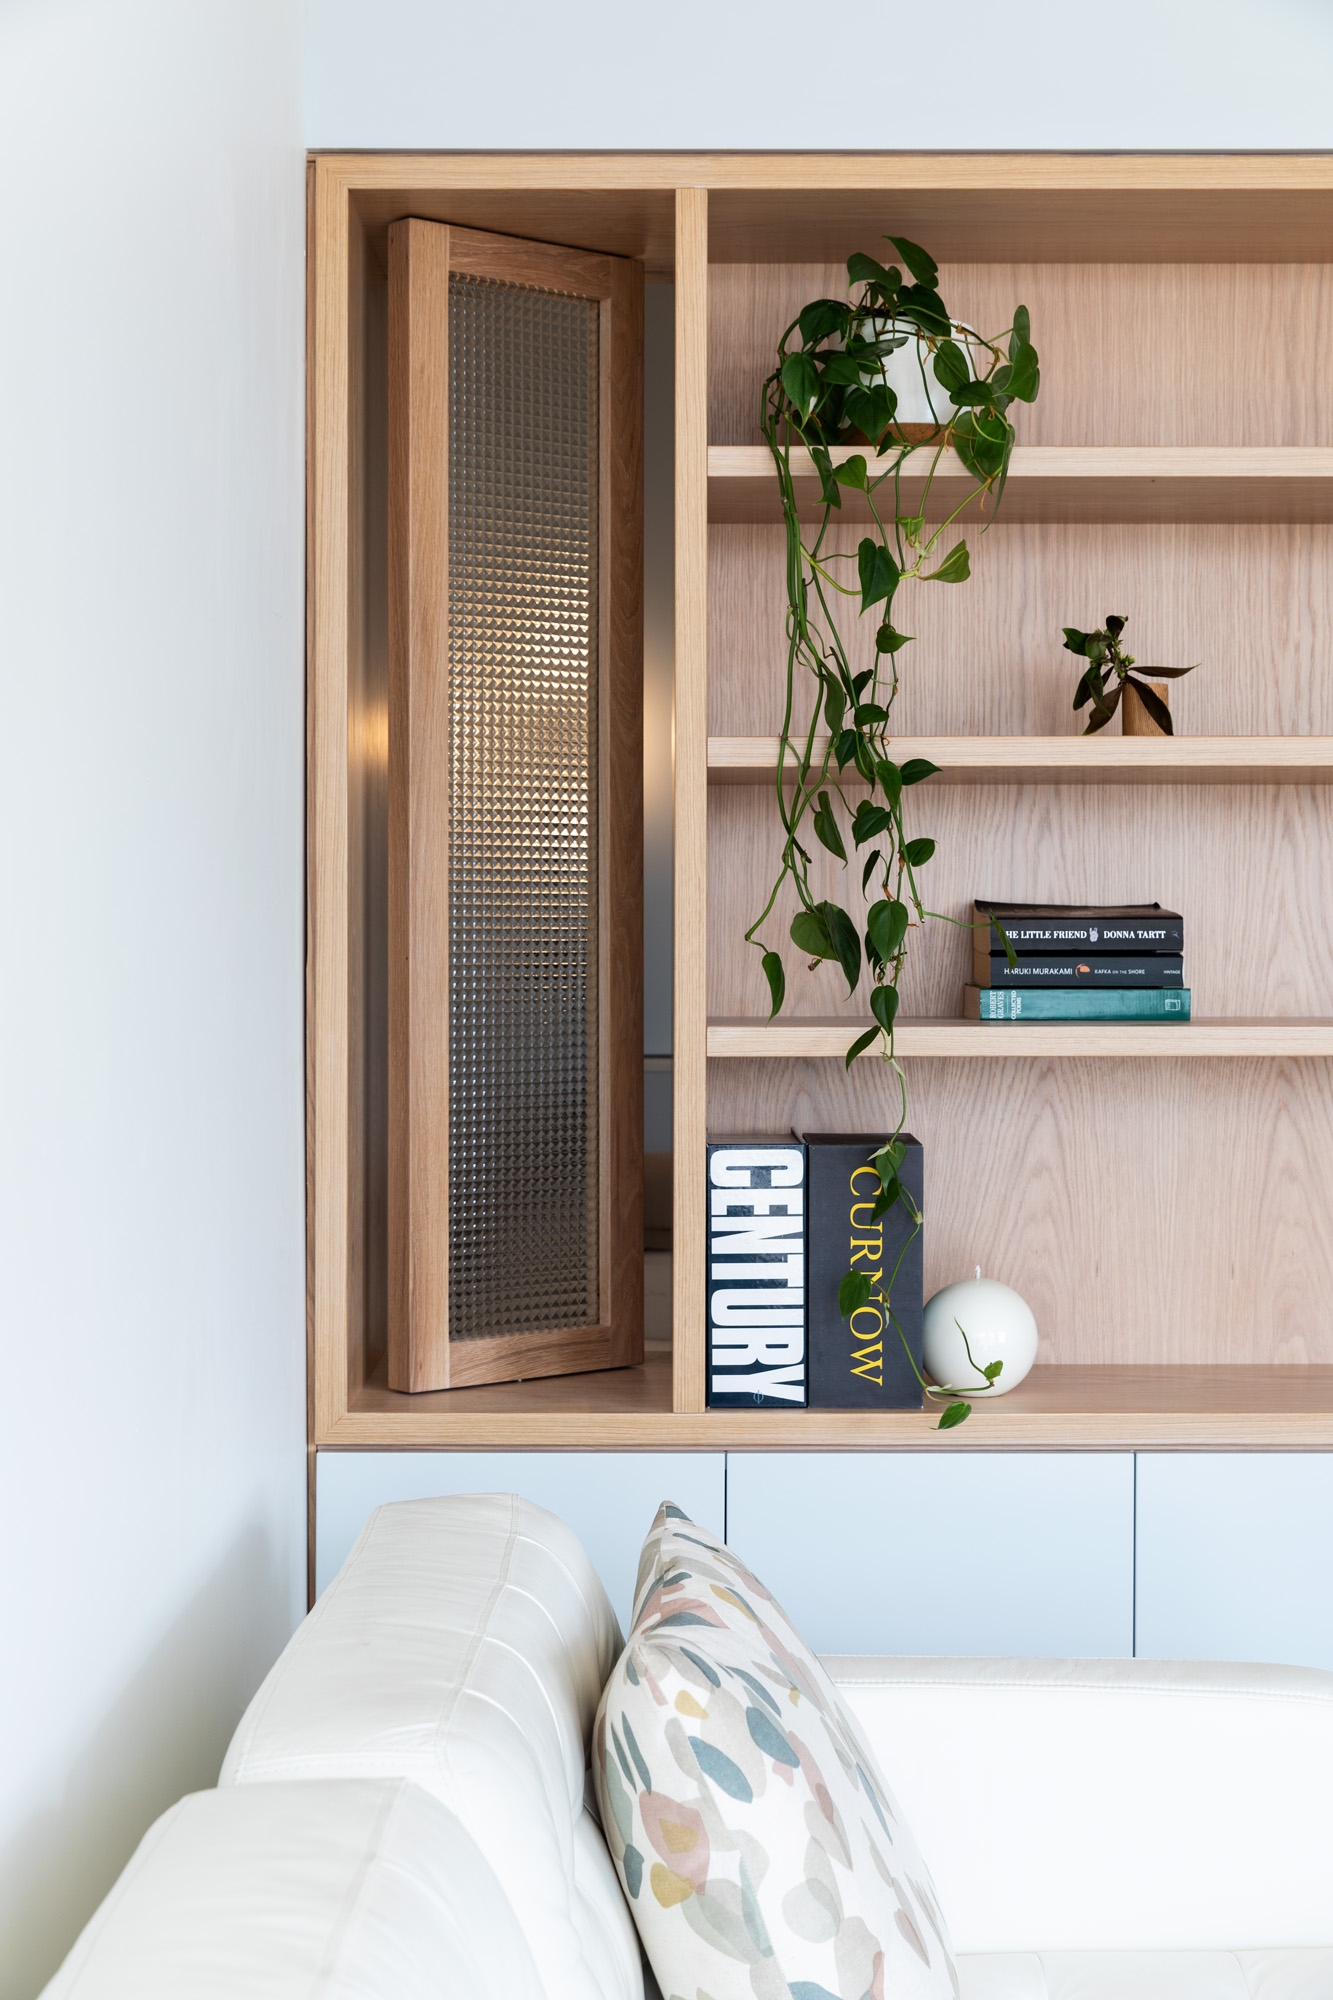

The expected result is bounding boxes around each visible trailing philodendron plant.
[745,234,1040,1427]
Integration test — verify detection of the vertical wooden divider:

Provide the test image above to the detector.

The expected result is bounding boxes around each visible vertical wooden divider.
[673,188,709,1412]
[387,219,453,1391]
[308,160,353,1444]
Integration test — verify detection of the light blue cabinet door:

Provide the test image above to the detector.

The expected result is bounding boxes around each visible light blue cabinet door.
[725,1452,1134,1656]
[1135,1453,1333,1669]
[314,1451,724,1631]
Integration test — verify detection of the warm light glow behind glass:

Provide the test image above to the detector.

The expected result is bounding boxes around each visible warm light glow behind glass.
[448,273,600,1337]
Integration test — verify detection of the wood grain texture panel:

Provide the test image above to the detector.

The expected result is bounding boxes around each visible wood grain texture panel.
[387,219,453,1391]
[350,188,678,280]
[320,153,1333,266]
[708,735,1333,785]
[709,264,1333,447]
[707,781,1333,1020]
[327,154,1333,196]
[707,1020,1333,1057]
[706,1056,1333,1369]
[308,160,354,1441]
[600,255,646,1366]
[347,197,390,1403]
[708,523,1333,738]
[709,446,1333,528]
[385,220,644,1392]
[674,188,710,1412]
[320,1354,1333,1451]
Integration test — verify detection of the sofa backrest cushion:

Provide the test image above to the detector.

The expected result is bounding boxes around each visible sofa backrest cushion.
[220,1493,639,2000]
[829,1655,1333,1954]
[40,1779,543,1999]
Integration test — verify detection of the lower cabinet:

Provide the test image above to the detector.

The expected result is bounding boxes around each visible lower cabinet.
[1135,1452,1333,1670]
[725,1452,1135,1657]
[315,1448,1333,1667]
[314,1451,725,1630]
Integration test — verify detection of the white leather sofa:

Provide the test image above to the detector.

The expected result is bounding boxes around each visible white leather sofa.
[41,1495,1333,1998]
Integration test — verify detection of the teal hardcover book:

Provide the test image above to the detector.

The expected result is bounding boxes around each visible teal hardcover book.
[964,985,1192,1022]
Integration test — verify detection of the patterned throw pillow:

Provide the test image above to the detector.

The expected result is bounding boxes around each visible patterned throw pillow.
[593,1505,957,2000]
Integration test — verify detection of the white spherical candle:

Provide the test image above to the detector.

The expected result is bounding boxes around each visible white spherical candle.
[922,1269,1038,1396]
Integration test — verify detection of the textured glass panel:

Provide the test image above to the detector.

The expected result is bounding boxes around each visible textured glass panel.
[448,273,600,1338]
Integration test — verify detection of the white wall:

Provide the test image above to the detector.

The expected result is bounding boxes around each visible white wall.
[0,3,306,1992]
[305,0,1333,149]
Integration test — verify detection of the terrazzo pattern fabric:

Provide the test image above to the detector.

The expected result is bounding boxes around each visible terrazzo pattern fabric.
[594,1504,958,2000]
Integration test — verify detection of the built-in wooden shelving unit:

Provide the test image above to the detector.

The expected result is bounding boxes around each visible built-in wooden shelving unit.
[309,151,1333,1454]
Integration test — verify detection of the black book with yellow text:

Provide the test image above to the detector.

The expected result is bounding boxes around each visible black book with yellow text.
[802,1132,924,1411]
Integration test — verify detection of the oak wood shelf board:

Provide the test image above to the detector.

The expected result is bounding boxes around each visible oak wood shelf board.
[314,153,1333,267]
[708,445,1333,527]
[318,1362,1333,1452]
[708,735,1333,787]
[707,1018,1333,1058]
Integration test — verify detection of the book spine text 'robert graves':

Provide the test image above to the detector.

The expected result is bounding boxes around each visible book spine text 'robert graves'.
[706,1141,807,1408]
[805,1133,924,1411]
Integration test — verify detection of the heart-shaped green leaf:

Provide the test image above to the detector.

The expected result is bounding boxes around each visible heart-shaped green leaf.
[924,541,971,584]
[932,338,970,395]
[896,285,950,337]
[760,951,785,1018]
[875,759,903,804]
[822,900,862,995]
[903,836,935,867]
[813,792,847,861]
[899,758,940,786]
[847,252,892,288]
[867,899,909,963]
[797,298,849,347]
[858,538,900,613]
[839,1268,875,1316]
[1006,340,1040,402]
[844,1025,879,1069]
[870,984,899,1033]
[819,353,866,388]
[780,351,820,419]
[844,384,896,443]
[870,1177,901,1220]
[885,235,939,289]
[852,801,894,846]
[790,907,835,959]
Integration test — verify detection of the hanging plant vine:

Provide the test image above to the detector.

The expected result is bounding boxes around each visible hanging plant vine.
[746,234,1040,1426]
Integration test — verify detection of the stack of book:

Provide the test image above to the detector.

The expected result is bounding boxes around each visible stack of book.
[964,902,1189,1022]
[704,1132,926,1412]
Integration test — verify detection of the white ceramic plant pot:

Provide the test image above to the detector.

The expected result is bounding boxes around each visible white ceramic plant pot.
[922,1269,1038,1396]
[851,317,972,430]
